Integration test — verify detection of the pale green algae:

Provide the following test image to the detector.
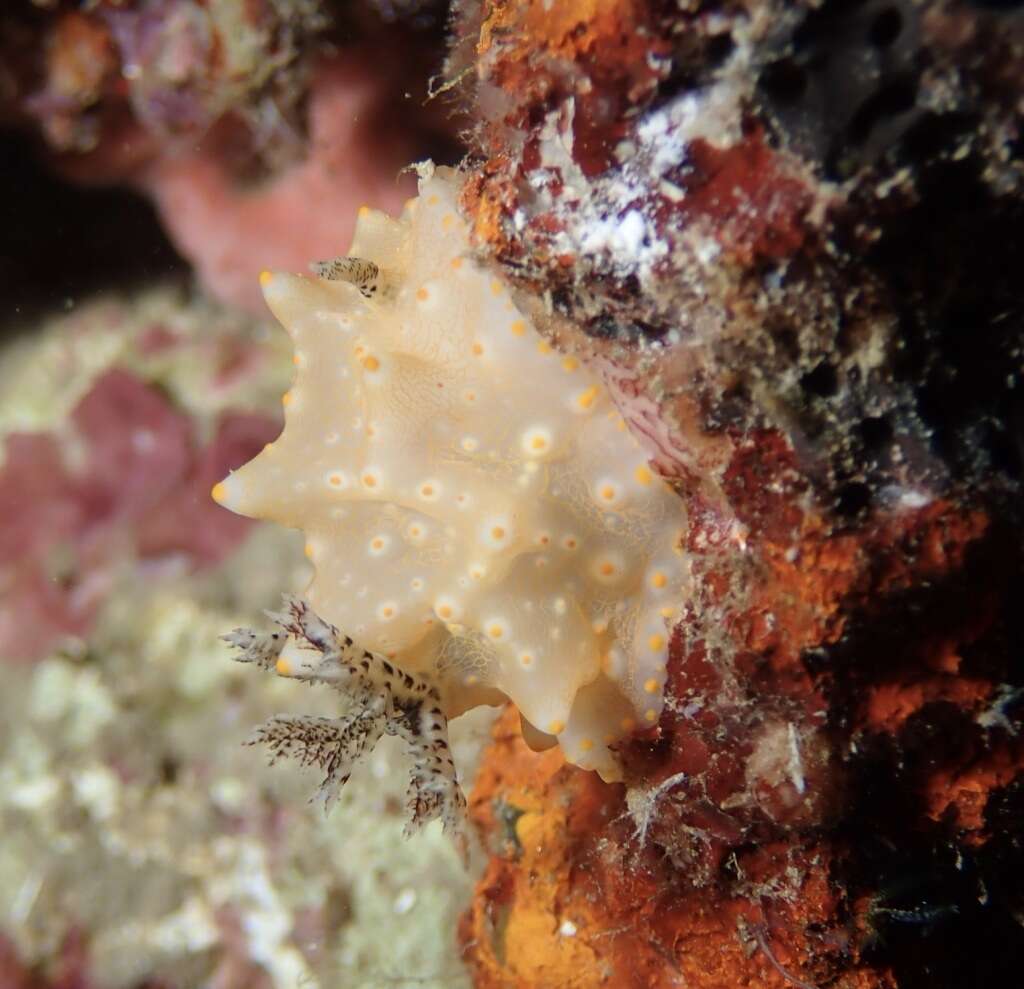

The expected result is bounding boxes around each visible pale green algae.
[0,288,489,988]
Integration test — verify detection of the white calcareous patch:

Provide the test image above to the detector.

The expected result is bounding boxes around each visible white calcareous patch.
[215,166,688,781]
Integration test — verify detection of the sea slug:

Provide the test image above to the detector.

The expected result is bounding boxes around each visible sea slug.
[215,164,688,805]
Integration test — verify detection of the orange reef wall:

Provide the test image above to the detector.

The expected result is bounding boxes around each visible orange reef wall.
[454,1,1024,986]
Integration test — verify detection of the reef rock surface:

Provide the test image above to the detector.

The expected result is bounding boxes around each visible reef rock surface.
[450,2,1024,987]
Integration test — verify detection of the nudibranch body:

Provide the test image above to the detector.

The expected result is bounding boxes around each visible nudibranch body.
[215,165,687,781]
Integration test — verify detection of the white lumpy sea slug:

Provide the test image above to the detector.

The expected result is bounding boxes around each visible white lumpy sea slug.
[214,164,687,839]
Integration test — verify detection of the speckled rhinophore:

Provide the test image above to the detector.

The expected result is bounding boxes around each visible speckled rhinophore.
[214,165,688,781]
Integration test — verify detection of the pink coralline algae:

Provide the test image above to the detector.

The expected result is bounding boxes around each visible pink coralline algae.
[0,930,97,989]
[0,2,454,311]
[7,0,327,159]
[141,57,420,312]
[0,370,277,662]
